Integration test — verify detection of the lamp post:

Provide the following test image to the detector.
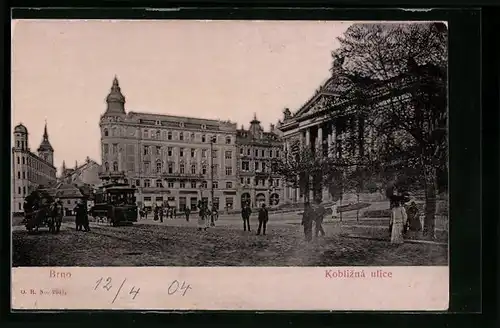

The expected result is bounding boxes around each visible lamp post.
[210,136,217,210]
[208,136,217,225]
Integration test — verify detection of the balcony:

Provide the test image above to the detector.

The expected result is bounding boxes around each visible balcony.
[160,172,204,180]
[98,170,126,179]
[141,187,172,194]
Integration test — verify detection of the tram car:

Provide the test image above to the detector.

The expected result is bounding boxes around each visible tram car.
[91,183,138,226]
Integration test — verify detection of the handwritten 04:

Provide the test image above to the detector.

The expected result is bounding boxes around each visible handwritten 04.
[94,277,140,304]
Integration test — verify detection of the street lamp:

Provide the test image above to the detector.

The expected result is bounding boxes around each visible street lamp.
[210,135,217,210]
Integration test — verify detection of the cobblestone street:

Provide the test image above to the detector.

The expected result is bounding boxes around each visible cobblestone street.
[12,212,448,267]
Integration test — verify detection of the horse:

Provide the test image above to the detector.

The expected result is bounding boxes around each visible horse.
[49,202,63,233]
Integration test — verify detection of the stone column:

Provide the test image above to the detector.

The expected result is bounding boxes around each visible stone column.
[327,133,332,157]
[331,123,337,158]
[305,128,311,147]
[317,126,323,152]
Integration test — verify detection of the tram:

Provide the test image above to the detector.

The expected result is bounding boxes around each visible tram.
[91,183,138,226]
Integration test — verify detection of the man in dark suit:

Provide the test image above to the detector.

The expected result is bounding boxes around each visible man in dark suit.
[241,202,252,231]
[256,203,269,235]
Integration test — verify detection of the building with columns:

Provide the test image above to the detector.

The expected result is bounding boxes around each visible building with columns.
[277,67,371,204]
[236,115,284,208]
[12,123,57,214]
[99,77,239,211]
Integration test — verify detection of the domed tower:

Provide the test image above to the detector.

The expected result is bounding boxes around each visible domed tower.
[249,113,263,139]
[37,122,54,165]
[13,123,29,151]
[104,76,126,116]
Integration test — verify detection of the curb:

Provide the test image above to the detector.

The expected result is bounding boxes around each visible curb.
[344,234,448,246]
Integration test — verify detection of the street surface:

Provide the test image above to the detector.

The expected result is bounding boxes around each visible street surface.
[12,211,448,267]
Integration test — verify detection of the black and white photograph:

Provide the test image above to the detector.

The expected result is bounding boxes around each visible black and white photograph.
[11,20,448,271]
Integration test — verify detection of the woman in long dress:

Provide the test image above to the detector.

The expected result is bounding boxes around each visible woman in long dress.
[390,198,408,244]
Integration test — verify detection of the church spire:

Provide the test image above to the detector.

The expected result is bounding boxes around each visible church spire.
[37,121,54,153]
[62,160,66,171]
[43,120,48,139]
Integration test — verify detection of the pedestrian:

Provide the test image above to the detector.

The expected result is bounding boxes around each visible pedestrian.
[74,203,83,231]
[154,206,159,221]
[301,202,314,242]
[314,199,326,238]
[75,200,90,232]
[185,207,191,222]
[82,201,91,232]
[406,201,421,238]
[173,207,177,219]
[241,202,251,231]
[389,196,408,244]
[256,203,269,235]
[144,206,148,220]
[210,204,217,227]
[159,205,164,223]
[197,201,207,231]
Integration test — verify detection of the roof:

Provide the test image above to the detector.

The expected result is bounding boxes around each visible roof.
[61,159,100,180]
[14,123,28,134]
[54,183,84,199]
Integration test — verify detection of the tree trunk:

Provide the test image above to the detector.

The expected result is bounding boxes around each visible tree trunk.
[356,193,360,222]
[423,164,437,240]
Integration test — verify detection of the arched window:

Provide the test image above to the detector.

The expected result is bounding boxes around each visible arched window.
[16,141,20,148]
[167,131,173,140]
[104,162,109,172]
[113,161,118,171]
[22,157,25,165]
[179,163,185,174]
[123,178,129,185]
[156,179,163,188]
[191,164,196,174]
[156,130,161,139]
[202,134,206,143]
[226,136,231,144]
[179,132,184,141]
[156,161,162,173]
[17,157,20,164]
[17,171,20,179]
[104,129,109,137]
[190,133,195,140]
[202,164,207,175]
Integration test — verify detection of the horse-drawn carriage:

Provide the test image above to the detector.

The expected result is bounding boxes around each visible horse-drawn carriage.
[23,189,63,233]
[90,183,138,226]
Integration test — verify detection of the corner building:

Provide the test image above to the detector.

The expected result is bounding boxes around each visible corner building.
[99,77,239,211]
[12,123,57,213]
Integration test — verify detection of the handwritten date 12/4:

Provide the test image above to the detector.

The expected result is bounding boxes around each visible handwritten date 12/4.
[95,277,140,304]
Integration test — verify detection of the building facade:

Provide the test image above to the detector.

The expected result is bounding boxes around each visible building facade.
[277,61,419,204]
[278,66,369,204]
[12,123,57,213]
[99,77,239,211]
[236,115,284,208]
[59,157,102,187]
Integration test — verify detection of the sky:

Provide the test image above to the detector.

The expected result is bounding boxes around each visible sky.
[12,19,350,174]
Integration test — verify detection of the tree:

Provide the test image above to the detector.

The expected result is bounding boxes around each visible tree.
[331,23,447,239]
[273,139,328,204]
